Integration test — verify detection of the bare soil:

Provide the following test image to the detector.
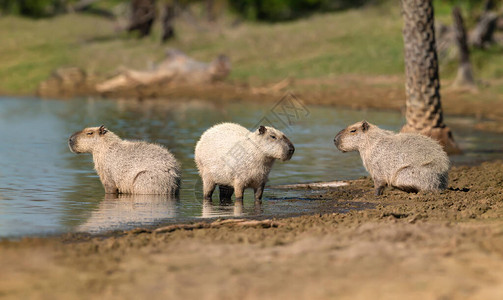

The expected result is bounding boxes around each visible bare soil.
[2,161,503,299]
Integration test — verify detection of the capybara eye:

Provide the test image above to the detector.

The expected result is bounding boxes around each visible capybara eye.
[270,135,277,139]
[87,132,94,136]
[350,129,357,133]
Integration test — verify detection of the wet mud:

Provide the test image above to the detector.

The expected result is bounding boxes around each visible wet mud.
[2,161,503,299]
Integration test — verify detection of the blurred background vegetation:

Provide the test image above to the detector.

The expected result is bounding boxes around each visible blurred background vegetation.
[0,0,501,94]
[0,0,493,19]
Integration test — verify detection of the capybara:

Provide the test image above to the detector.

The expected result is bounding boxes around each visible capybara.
[334,121,449,196]
[69,125,181,195]
[195,123,295,201]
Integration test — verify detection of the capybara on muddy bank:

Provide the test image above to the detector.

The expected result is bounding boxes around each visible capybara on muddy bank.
[69,125,181,195]
[195,123,295,201]
[334,121,449,196]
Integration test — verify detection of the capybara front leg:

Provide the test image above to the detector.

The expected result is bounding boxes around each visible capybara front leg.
[203,179,216,200]
[234,183,245,200]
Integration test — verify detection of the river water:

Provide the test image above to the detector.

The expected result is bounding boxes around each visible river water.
[0,96,501,237]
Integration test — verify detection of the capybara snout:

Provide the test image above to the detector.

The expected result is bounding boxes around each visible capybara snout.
[284,136,295,160]
[333,129,344,150]
[68,133,78,153]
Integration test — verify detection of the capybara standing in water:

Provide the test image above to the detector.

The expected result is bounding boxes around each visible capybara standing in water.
[69,125,181,195]
[195,123,295,201]
[334,121,449,196]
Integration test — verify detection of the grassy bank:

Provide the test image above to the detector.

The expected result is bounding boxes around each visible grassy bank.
[0,2,502,95]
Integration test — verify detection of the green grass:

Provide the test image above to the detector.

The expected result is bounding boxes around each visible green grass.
[0,2,501,95]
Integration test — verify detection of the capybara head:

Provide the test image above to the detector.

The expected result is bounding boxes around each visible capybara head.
[334,120,370,152]
[68,125,110,154]
[254,125,295,161]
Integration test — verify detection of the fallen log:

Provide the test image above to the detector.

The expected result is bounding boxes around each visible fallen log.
[37,50,231,99]
[96,50,230,93]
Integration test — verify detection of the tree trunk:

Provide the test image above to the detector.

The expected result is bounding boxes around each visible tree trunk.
[161,2,176,42]
[206,0,215,22]
[127,0,156,38]
[452,6,476,89]
[470,0,498,48]
[483,0,494,13]
[400,0,461,154]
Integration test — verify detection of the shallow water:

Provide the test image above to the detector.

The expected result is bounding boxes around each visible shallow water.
[0,97,502,237]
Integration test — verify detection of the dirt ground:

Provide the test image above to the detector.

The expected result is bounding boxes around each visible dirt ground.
[2,160,503,299]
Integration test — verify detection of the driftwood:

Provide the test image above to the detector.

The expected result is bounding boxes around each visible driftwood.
[270,181,349,189]
[96,50,230,93]
[37,50,231,98]
[153,219,281,234]
[250,78,292,95]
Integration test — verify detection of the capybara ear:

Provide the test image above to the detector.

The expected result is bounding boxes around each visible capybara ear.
[99,125,108,136]
[361,120,369,132]
[258,126,267,135]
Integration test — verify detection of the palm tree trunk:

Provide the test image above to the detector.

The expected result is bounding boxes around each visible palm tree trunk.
[127,0,156,38]
[161,2,176,42]
[400,0,461,154]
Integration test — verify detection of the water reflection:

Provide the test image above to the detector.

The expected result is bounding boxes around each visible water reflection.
[77,194,178,233]
[201,198,262,218]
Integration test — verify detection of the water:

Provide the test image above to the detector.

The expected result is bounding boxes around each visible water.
[0,97,502,237]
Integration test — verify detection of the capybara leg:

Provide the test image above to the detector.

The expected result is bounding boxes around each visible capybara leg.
[203,179,216,200]
[254,200,262,214]
[253,183,266,202]
[219,185,234,202]
[234,183,245,200]
[234,198,244,216]
[374,179,386,196]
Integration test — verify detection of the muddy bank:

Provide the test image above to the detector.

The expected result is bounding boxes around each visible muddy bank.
[1,161,503,299]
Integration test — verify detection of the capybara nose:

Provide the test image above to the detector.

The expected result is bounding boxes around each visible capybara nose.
[334,132,342,147]
[68,133,79,153]
[288,144,295,156]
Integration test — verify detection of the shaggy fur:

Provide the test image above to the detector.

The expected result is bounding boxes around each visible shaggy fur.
[334,121,449,196]
[69,126,181,195]
[195,123,295,201]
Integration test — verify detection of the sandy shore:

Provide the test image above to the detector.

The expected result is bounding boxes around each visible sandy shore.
[1,160,503,299]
